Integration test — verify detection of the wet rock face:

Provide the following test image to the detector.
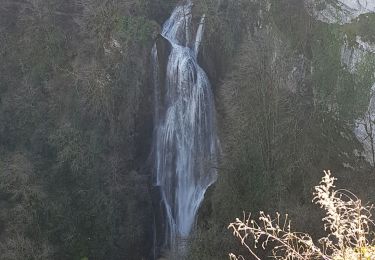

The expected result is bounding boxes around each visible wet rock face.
[197,46,219,92]
[151,186,166,259]
[155,34,172,110]
[305,0,375,24]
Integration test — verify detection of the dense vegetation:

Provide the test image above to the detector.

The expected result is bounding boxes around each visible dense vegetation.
[188,0,375,259]
[0,0,375,259]
[0,0,177,259]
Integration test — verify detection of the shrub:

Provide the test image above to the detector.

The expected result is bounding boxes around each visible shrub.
[228,171,375,260]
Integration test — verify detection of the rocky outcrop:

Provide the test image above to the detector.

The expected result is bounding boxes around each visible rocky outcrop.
[305,0,375,24]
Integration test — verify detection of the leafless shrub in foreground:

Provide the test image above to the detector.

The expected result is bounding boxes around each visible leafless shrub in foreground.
[228,171,375,260]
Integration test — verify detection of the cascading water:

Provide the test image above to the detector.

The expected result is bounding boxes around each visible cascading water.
[151,0,218,252]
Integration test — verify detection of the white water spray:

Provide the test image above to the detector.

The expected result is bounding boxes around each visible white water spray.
[152,1,218,250]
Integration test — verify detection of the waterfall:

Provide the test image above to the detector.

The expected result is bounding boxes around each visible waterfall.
[151,1,218,251]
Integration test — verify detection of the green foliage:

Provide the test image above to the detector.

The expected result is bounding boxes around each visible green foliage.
[117,16,157,47]
[27,28,66,84]
[189,25,314,257]
[311,24,342,109]
[270,0,312,54]
[0,152,52,259]
[210,137,271,224]
[193,0,258,72]
[342,13,375,44]
[0,0,157,259]
[1,1,375,259]
[187,225,238,260]
[311,22,375,120]
[49,125,92,173]
[189,3,375,259]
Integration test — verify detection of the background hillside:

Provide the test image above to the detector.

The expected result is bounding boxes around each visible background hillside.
[0,0,375,259]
